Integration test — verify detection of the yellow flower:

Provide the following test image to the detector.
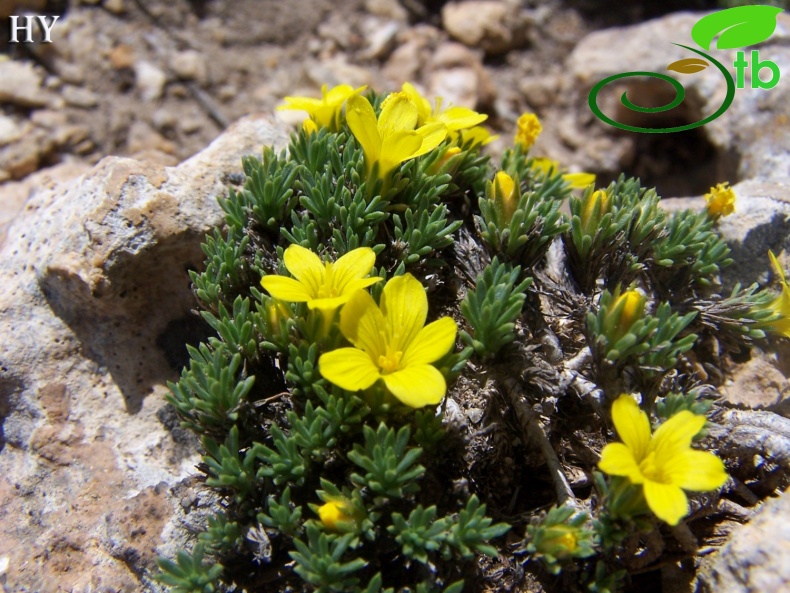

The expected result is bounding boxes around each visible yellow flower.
[317,499,356,531]
[704,182,736,218]
[599,395,727,525]
[318,274,457,408]
[515,112,542,150]
[346,93,448,180]
[531,157,595,189]
[400,82,488,132]
[277,84,366,131]
[260,245,381,311]
[766,250,790,337]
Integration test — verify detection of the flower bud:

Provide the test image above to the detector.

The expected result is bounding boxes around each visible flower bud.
[317,499,357,532]
[579,189,610,237]
[488,170,519,226]
[602,289,646,345]
[428,146,462,176]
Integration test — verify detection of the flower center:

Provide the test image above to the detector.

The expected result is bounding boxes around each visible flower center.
[377,343,403,374]
[638,451,664,482]
[316,263,339,299]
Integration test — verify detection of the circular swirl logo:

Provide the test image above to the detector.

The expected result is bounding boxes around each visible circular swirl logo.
[587,44,736,134]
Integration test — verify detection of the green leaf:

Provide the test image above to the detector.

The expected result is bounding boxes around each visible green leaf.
[691,5,783,50]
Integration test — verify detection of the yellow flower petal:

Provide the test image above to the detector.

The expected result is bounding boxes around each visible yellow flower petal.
[380,274,428,352]
[598,442,644,484]
[402,317,457,367]
[379,92,419,134]
[438,106,488,131]
[260,275,313,303]
[318,347,381,391]
[283,244,324,296]
[643,480,688,526]
[563,172,596,189]
[347,95,382,162]
[651,410,706,466]
[412,122,448,158]
[662,449,727,492]
[382,364,446,408]
[611,395,651,463]
[332,247,379,292]
[769,250,788,285]
[340,289,387,358]
[401,82,432,124]
[379,130,424,177]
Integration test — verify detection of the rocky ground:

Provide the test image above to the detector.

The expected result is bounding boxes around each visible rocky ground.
[2,1,790,592]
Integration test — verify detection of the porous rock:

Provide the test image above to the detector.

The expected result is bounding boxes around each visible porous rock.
[697,487,790,593]
[0,114,289,592]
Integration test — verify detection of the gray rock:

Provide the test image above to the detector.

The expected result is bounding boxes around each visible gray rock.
[0,115,290,592]
[697,487,790,593]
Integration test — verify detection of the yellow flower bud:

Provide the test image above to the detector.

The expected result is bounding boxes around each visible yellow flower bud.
[704,181,735,219]
[603,289,646,345]
[267,299,292,329]
[580,189,610,236]
[302,118,319,135]
[541,529,578,559]
[489,170,519,225]
[428,146,462,176]
[317,499,356,532]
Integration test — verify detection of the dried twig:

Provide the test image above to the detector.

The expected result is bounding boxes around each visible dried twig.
[500,376,577,508]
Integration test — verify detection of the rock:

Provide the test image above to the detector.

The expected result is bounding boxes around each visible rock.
[0,161,92,246]
[0,60,50,108]
[0,122,57,180]
[382,38,426,85]
[0,114,23,146]
[360,17,401,60]
[428,68,480,109]
[109,44,135,70]
[62,84,99,108]
[365,0,408,22]
[169,50,208,84]
[442,0,522,55]
[0,115,290,592]
[697,487,790,592]
[134,60,168,102]
[566,12,790,183]
[103,0,125,14]
[126,120,176,155]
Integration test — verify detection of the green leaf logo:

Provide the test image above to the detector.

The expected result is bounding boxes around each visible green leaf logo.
[691,5,784,50]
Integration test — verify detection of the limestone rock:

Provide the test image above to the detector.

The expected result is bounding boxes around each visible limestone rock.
[0,114,290,592]
[698,487,790,593]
